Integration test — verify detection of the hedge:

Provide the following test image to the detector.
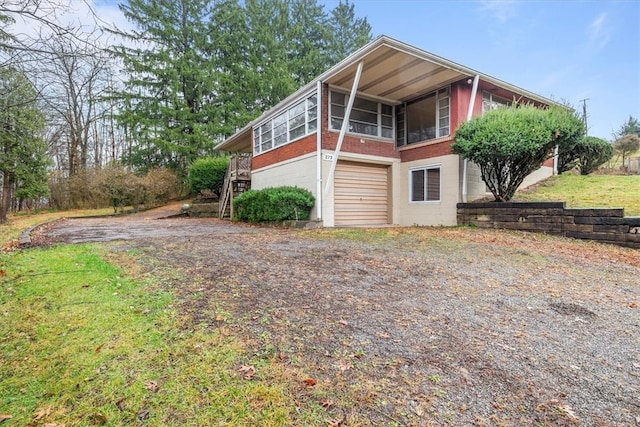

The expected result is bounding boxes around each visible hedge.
[233,186,315,223]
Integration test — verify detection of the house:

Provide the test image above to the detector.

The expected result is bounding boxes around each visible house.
[215,35,557,227]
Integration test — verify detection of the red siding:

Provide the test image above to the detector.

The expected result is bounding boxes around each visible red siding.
[400,139,454,162]
[252,134,316,170]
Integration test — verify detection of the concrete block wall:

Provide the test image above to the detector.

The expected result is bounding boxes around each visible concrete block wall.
[457,202,640,249]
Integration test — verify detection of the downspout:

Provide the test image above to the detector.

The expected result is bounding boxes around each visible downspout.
[324,60,364,196]
[553,144,559,175]
[462,74,480,203]
[316,80,323,220]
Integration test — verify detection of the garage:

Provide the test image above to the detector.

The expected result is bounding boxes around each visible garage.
[334,161,389,226]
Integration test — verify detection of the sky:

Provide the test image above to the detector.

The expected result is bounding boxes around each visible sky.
[11,0,640,141]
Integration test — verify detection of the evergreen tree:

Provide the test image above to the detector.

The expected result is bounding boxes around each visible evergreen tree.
[328,0,372,65]
[113,0,221,174]
[0,68,50,223]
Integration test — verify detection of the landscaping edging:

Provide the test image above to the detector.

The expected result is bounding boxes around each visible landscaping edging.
[457,201,640,249]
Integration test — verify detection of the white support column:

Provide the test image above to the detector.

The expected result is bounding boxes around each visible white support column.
[462,74,480,203]
[324,60,364,196]
[316,80,323,220]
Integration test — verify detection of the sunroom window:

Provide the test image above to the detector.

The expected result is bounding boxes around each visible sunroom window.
[253,92,318,155]
[396,87,450,147]
[482,91,511,113]
[330,91,394,139]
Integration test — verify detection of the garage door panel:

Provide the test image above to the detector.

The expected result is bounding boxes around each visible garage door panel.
[334,161,389,226]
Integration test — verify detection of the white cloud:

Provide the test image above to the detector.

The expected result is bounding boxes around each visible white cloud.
[588,12,611,51]
[477,0,518,23]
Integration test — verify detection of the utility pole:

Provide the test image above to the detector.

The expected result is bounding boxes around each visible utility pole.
[579,98,589,135]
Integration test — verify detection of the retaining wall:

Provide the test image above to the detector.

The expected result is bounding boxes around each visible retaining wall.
[457,202,640,249]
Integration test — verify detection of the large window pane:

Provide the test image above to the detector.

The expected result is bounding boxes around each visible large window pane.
[353,97,377,112]
[427,168,440,201]
[330,91,393,139]
[350,109,377,124]
[407,94,436,143]
[411,170,425,202]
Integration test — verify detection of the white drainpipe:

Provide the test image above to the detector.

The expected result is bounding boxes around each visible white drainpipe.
[462,74,480,203]
[316,79,323,220]
[324,60,364,196]
[553,144,559,175]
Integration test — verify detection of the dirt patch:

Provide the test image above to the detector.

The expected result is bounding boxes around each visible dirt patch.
[29,207,640,426]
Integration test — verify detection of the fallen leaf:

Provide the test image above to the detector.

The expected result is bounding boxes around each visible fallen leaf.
[90,412,108,425]
[144,380,159,392]
[238,365,255,379]
[327,416,344,426]
[0,270,5,277]
[337,320,349,326]
[94,344,104,353]
[303,377,317,387]
[215,314,226,322]
[629,302,638,309]
[115,398,126,411]
[0,414,12,423]
[320,399,333,408]
[137,409,150,421]
[558,404,579,422]
[33,407,52,421]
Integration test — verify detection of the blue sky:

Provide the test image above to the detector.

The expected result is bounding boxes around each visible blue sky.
[321,0,640,140]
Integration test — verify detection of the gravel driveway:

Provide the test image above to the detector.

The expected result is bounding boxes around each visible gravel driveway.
[33,205,640,426]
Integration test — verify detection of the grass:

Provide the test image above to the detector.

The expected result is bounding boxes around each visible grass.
[0,244,324,426]
[515,174,640,216]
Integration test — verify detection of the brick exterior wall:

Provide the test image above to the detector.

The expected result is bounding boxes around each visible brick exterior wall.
[251,134,317,170]
[457,202,640,249]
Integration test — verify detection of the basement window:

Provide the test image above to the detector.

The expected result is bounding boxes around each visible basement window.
[410,166,441,202]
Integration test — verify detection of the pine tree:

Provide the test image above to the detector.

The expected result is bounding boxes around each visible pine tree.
[328,0,373,65]
[0,68,50,223]
[113,0,221,174]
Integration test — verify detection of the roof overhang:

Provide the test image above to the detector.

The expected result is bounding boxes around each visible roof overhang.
[215,35,558,152]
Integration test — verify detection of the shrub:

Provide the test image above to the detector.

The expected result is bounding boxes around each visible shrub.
[233,186,315,223]
[573,136,613,175]
[187,156,229,196]
[142,168,183,205]
[453,104,583,202]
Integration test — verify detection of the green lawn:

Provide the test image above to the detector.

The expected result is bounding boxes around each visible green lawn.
[515,174,640,216]
[0,244,322,426]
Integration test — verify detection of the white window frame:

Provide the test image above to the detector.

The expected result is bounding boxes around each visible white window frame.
[409,164,441,203]
[253,91,318,156]
[482,91,511,114]
[396,86,450,147]
[329,90,394,140]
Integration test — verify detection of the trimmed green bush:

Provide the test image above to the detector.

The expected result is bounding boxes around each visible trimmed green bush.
[233,186,315,223]
[453,104,584,202]
[574,136,613,175]
[187,156,229,196]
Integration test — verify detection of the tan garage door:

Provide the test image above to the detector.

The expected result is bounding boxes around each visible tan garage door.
[334,161,389,226]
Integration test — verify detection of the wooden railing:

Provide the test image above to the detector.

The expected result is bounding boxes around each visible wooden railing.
[219,154,251,219]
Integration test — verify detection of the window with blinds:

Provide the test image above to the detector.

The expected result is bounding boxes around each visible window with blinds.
[410,166,441,202]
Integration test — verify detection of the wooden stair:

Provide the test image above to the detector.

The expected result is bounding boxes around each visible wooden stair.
[219,154,251,219]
